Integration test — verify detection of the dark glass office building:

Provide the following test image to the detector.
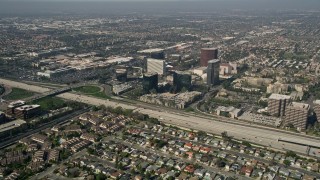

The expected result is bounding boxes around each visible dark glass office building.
[207,59,220,86]
[173,71,192,92]
[142,73,158,93]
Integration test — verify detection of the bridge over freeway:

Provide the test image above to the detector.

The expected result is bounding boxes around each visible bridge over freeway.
[23,82,91,102]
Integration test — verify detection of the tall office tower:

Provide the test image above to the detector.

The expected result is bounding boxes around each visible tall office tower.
[268,94,291,117]
[200,48,218,66]
[314,100,320,121]
[173,71,192,92]
[207,59,220,86]
[285,102,310,131]
[142,73,158,94]
[147,58,166,75]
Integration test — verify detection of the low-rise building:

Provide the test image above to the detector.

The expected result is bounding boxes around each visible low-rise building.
[48,149,60,162]
[139,91,202,109]
[32,150,45,162]
[216,106,242,118]
[31,134,48,144]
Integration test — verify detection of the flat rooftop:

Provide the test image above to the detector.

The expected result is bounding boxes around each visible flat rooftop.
[144,72,158,77]
[269,93,291,100]
[0,120,26,133]
[147,58,165,62]
[175,71,191,75]
[16,105,40,111]
[8,100,26,108]
[194,67,207,71]
[208,59,220,63]
[201,48,218,51]
[314,100,320,105]
[288,102,310,110]
[138,48,164,53]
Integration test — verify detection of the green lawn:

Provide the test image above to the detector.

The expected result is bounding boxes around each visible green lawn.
[32,97,66,111]
[4,88,34,100]
[73,86,101,94]
[73,85,110,99]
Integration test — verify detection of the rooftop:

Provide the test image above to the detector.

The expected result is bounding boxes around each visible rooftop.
[138,48,164,53]
[268,93,291,100]
[147,58,165,62]
[175,71,191,75]
[288,102,310,110]
[16,105,40,111]
[208,59,220,64]
[8,100,26,108]
[201,48,218,51]
[314,100,320,105]
[0,120,26,133]
[144,72,158,77]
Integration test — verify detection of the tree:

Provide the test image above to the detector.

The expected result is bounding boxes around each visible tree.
[221,131,232,141]
[285,151,297,158]
[95,173,107,180]
[216,158,226,168]
[259,152,265,157]
[283,160,291,166]
[242,141,252,147]
[197,131,207,137]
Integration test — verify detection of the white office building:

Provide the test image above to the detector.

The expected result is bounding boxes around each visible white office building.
[147,58,166,75]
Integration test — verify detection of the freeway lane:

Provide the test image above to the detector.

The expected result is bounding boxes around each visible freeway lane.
[138,108,312,155]
[0,78,319,156]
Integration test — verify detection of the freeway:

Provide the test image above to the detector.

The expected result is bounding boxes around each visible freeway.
[1,78,320,156]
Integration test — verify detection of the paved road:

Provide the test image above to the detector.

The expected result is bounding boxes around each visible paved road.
[1,78,320,156]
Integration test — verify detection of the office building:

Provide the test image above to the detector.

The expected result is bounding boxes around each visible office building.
[115,69,127,82]
[193,67,207,76]
[220,62,238,75]
[268,94,291,117]
[285,102,310,131]
[0,111,6,124]
[6,100,26,116]
[138,48,165,59]
[151,51,165,59]
[314,100,320,121]
[200,48,218,66]
[207,59,220,86]
[173,71,192,92]
[14,105,41,120]
[147,58,166,75]
[142,73,158,94]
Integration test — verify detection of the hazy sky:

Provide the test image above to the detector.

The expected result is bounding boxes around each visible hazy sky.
[1,0,319,16]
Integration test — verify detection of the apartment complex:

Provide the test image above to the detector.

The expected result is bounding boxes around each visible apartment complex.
[285,102,310,131]
[268,94,291,117]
